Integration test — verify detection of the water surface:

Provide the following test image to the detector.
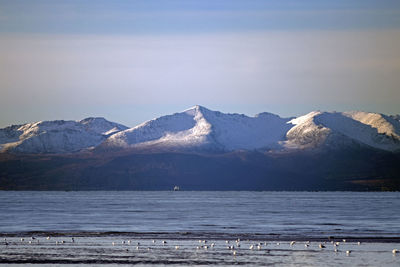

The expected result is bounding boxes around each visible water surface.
[1,191,399,239]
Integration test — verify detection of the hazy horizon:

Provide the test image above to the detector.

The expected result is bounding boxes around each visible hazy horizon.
[1,0,400,128]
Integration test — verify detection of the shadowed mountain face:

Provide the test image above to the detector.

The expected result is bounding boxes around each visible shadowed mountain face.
[0,106,399,191]
[0,148,399,191]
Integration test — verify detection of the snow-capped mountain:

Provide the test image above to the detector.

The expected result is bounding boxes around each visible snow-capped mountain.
[0,118,128,153]
[79,117,128,136]
[284,111,400,151]
[101,105,293,151]
[102,106,400,152]
[1,106,399,154]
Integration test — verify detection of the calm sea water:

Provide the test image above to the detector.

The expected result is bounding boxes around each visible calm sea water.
[0,191,399,238]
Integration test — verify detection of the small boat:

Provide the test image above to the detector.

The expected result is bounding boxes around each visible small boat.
[173,186,180,191]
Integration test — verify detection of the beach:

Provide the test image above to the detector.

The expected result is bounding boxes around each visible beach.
[1,233,400,266]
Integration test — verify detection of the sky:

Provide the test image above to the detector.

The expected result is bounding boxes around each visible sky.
[1,0,400,128]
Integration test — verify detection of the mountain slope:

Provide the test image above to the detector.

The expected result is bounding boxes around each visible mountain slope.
[1,107,400,154]
[1,148,399,191]
[284,111,400,151]
[0,118,128,154]
[102,105,293,151]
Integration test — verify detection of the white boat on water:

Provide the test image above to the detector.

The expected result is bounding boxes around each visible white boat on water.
[173,186,180,191]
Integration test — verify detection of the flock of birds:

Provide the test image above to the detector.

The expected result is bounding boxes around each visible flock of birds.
[2,236,400,257]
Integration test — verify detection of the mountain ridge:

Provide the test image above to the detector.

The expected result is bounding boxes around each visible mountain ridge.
[1,106,400,191]
[1,105,400,154]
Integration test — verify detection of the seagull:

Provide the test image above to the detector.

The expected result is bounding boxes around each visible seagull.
[233,251,237,256]
[162,240,167,244]
[290,241,296,246]
[46,236,50,240]
[71,238,75,243]
[319,244,326,249]
[175,245,180,250]
[357,242,361,245]
[393,249,399,254]
[346,250,351,254]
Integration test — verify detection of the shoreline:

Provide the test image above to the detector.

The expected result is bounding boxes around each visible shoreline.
[2,231,400,243]
[1,234,399,266]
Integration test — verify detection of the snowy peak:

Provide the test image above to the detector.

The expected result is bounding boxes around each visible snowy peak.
[103,105,212,150]
[79,117,128,136]
[285,111,400,151]
[0,118,128,153]
[1,107,399,154]
[103,105,292,151]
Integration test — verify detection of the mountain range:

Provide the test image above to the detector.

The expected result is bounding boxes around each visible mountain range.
[0,106,399,191]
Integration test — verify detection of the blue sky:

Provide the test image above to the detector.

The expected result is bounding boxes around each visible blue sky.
[1,0,400,127]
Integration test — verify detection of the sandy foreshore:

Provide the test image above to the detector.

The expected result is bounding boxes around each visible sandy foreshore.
[1,232,400,266]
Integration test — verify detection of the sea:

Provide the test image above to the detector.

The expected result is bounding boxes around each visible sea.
[0,191,399,266]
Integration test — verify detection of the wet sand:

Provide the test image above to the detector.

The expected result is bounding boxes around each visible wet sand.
[1,232,400,266]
